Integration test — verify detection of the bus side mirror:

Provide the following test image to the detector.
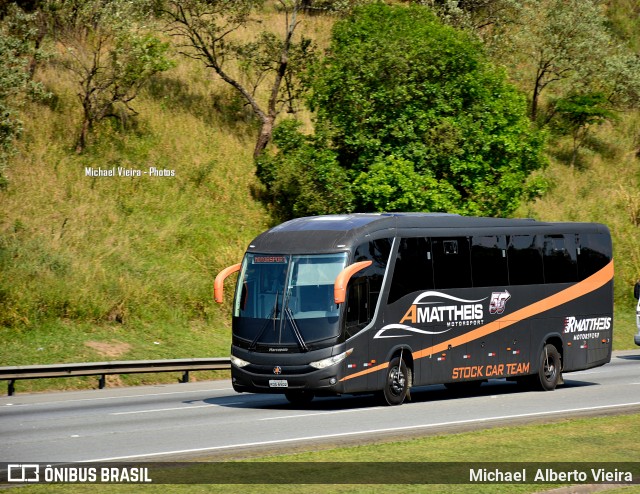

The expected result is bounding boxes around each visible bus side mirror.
[214,263,241,304]
[634,281,640,300]
[334,260,373,305]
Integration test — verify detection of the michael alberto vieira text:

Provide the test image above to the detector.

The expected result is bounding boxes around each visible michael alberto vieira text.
[470,467,634,483]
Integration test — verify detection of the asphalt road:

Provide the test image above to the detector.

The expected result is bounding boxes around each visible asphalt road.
[2,350,640,463]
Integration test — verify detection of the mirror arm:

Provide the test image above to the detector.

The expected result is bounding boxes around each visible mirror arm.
[334,261,373,305]
[214,263,241,304]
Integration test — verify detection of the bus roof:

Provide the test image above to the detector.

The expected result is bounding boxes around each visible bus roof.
[247,213,609,254]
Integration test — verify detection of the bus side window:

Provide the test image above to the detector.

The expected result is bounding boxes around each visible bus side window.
[432,237,471,289]
[346,279,369,330]
[388,237,434,304]
[543,234,578,283]
[577,233,611,280]
[346,238,392,334]
[471,235,508,287]
[507,235,544,285]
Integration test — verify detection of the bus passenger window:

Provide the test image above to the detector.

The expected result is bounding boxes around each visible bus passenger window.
[543,234,578,283]
[388,238,434,304]
[507,235,544,285]
[578,233,611,280]
[471,235,508,287]
[432,237,471,289]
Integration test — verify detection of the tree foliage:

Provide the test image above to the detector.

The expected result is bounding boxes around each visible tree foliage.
[416,0,523,37]
[256,119,353,219]
[551,92,616,167]
[53,0,173,153]
[0,4,46,188]
[258,4,546,220]
[503,0,640,122]
[163,0,316,159]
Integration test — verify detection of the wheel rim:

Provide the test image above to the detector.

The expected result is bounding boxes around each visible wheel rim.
[388,365,406,396]
[543,356,556,382]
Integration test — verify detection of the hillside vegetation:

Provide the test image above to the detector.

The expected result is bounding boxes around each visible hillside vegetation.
[0,1,638,391]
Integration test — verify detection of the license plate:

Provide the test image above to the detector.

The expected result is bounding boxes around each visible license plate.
[269,379,288,388]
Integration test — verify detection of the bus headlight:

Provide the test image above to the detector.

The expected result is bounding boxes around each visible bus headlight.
[230,355,250,368]
[309,349,353,370]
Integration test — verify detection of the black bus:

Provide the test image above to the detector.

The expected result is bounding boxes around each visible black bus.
[215,213,613,405]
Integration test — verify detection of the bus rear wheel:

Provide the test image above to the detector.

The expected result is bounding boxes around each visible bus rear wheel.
[380,357,410,406]
[534,344,562,391]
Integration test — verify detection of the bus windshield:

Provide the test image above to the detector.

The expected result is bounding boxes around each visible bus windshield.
[233,252,348,350]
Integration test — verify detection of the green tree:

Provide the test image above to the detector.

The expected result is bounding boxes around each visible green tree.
[551,92,616,167]
[259,4,546,219]
[163,0,316,159]
[417,0,522,36]
[0,4,45,188]
[54,0,173,153]
[256,119,353,220]
[503,0,639,122]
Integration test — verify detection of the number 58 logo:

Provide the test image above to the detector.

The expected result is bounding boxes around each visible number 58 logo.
[489,290,511,315]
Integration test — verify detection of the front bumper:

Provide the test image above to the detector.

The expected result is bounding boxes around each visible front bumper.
[231,363,345,395]
[634,334,640,346]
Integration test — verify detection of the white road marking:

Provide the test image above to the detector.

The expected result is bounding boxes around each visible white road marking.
[111,403,242,415]
[260,406,382,421]
[0,388,235,408]
[85,400,640,462]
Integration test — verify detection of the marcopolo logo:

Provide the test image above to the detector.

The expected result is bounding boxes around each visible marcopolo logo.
[374,291,486,339]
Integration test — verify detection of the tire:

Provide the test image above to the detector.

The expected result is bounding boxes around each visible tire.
[380,357,410,406]
[284,390,314,405]
[534,343,562,391]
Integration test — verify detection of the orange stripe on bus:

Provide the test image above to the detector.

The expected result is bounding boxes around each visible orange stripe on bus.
[340,260,613,383]
[339,362,387,382]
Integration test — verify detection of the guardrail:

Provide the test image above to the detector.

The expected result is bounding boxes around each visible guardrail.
[0,358,231,396]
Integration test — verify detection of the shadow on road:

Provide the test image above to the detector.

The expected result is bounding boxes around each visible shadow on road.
[199,377,598,411]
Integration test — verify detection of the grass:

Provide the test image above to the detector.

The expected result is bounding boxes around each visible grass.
[0,53,269,368]
[6,413,640,493]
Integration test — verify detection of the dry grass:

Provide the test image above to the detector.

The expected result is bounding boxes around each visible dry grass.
[0,38,270,375]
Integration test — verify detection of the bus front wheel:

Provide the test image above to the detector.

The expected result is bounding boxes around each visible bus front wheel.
[380,357,410,406]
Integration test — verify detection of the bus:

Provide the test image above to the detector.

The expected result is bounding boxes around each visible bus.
[215,213,613,406]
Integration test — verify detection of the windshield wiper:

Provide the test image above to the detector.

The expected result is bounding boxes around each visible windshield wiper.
[285,307,309,352]
[249,290,279,351]
[282,290,308,352]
